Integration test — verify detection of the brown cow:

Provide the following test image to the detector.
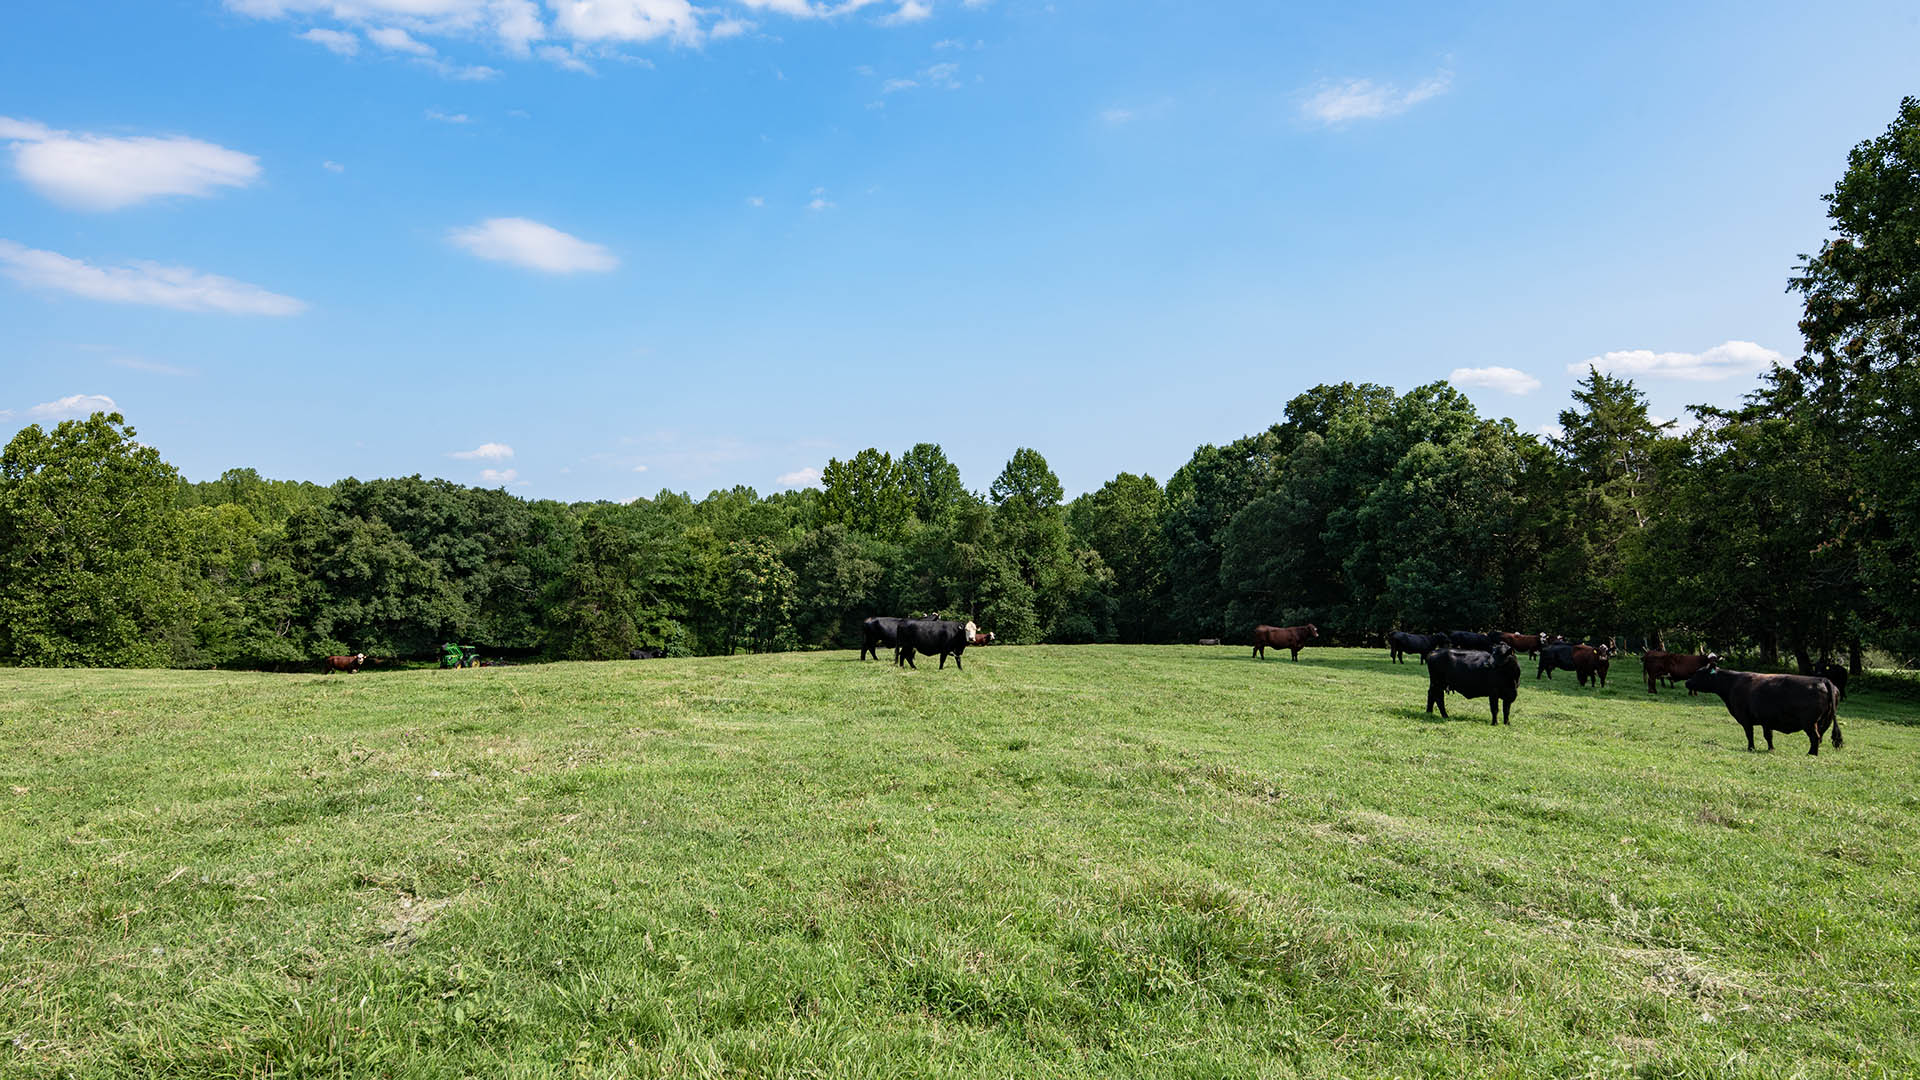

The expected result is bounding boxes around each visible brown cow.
[1570,644,1611,688]
[1642,650,1712,694]
[1498,632,1548,657]
[325,653,366,674]
[1252,624,1318,661]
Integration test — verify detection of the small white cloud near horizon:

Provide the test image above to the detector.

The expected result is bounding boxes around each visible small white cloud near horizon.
[0,115,260,211]
[450,442,514,461]
[447,217,618,273]
[1535,422,1565,442]
[0,239,307,315]
[1449,365,1541,395]
[1302,69,1452,126]
[0,393,120,423]
[1571,340,1784,382]
[108,354,194,376]
[777,466,822,488]
[633,464,649,472]
[479,467,520,486]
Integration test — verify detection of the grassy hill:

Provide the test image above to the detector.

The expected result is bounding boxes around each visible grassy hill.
[2,647,1915,1078]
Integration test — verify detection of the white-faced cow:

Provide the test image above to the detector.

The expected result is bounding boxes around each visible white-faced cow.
[895,619,979,671]
[1686,662,1841,755]
[325,653,366,674]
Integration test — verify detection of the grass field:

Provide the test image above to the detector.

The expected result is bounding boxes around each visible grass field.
[2,646,1916,1078]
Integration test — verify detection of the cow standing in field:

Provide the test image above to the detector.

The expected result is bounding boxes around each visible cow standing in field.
[1642,651,1712,694]
[1537,642,1575,679]
[325,653,366,674]
[1448,630,1498,651]
[1252,624,1318,661]
[1686,663,1841,755]
[1426,643,1522,725]
[628,648,664,660]
[1387,631,1449,664]
[861,617,907,661]
[895,619,978,670]
[1816,661,1850,702]
[1572,644,1611,688]
[1498,632,1547,658]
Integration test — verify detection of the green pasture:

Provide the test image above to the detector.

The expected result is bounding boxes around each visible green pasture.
[1,647,1915,1078]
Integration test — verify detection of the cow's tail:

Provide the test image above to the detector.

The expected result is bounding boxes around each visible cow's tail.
[1826,686,1843,748]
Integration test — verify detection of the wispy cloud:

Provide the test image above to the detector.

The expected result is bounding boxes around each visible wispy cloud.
[1571,340,1783,382]
[299,27,359,54]
[1302,69,1452,126]
[479,467,522,486]
[1101,107,1133,126]
[425,108,471,123]
[449,442,514,461]
[447,217,618,273]
[322,159,345,173]
[0,239,307,315]
[368,25,434,53]
[0,115,259,211]
[1448,365,1541,395]
[108,354,195,376]
[777,466,822,487]
[745,195,765,207]
[879,1,931,25]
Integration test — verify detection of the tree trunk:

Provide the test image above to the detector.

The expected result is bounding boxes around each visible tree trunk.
[1759,631,1780,667]
[1792,645,1814,676]
[1850,639,1864,677]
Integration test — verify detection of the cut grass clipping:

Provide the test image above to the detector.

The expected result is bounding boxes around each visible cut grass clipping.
[2,647,1916,1078]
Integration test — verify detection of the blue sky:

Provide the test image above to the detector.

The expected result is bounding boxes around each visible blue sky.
[4,1,1917,501]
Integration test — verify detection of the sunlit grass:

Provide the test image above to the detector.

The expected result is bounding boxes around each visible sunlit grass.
[2,647,1915,1077]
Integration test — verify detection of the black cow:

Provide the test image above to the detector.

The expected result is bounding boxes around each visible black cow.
[861,617,907,661]
[627,648,664,660]
[1686,663,1841,755]
[1816,661,1849,703]
[1447,630,1498,651]
[1537,642,1576,680]
[1387,631,1449,664]
[895,619,978,670]
[1427,643,1522,725]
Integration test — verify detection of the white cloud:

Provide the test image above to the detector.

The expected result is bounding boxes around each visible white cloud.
[368,26,435,53]
[880,1,931,24]
[1535,423,1565,442]
[1,394,120,422]
[0,240,307,315]
[1448,365,1541,395]
[536,44,595,73]
[1101,107,1133,126]
[633,464,649,472]
[777,466,821,487]
[323,159,345,173]
[807,196,834,211]
[299,27,359,54]
[447,217,618,273]
[235,0,937,61]
[882,78,917,93]
[479,467,520,485]
[450,442,515,460]
[0,116,260,211]
[1571,340,1784,382]
[745,195,764,207]
[549,0,702,44]
[425,108,471,123]
[1302,70,1452,126]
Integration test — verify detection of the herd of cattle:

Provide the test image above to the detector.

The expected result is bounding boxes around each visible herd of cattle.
[1257,624,1846,756]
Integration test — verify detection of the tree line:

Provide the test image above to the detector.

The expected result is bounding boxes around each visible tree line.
[3,99,1917,673]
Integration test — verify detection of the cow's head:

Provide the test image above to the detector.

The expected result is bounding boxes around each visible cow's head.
[964,620,977,638]
[1306,624,1319,640]
[1596,645,1610,660]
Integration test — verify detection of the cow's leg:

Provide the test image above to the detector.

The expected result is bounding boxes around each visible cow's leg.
[1488,699,1499,726]
[1744,725,1756,751]
[1807,727,1820,756]
[953,653,963,671]
[1763,728,1775,751]
[1829,719,1842,748]
[1291,648,1300,661]
[939,653,948,670]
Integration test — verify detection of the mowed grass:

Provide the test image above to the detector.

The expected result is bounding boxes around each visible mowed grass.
[2,648,1917,1079]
